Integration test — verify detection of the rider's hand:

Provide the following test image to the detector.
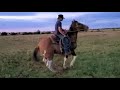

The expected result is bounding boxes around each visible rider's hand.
[63,29,66,31]
[64,34,66,37]
[64,29,67,34]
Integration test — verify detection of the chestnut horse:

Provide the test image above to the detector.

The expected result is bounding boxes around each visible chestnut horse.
[33,20,80,72]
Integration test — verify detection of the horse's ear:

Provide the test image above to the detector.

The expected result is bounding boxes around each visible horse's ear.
[72,19,75,23]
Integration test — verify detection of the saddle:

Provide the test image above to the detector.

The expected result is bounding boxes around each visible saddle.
[50,34,64,54]
[50,34,60,44]
[50,34,71,55]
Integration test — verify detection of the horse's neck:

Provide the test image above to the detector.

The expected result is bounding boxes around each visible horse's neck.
[69,26,74,31]
[67,31,78,43]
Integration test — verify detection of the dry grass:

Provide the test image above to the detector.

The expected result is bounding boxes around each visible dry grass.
[0,30,120,78]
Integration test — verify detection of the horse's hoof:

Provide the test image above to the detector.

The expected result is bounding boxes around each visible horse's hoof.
[51,69,57,73]
[63,66,67,69]
[50,68,58,73]
[53,71,57,73]
[63,67,69,70]
[70,66,73,68]
[70,64,74,68]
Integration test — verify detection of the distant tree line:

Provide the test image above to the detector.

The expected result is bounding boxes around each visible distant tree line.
[1,28,119,36]
[0,30,53,36]
[90,28,120,32]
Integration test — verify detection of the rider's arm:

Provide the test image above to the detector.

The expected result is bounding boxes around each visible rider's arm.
[58,22,66,36]
[58,27,66,36]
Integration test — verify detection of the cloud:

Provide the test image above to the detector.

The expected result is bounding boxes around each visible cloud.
[93,18,120,24]
[87,18,120,29]
[2,12,119,31]
[36,25,70,31]
[34,12,91,19]
[0,25,70,32]
[0,12,96,21]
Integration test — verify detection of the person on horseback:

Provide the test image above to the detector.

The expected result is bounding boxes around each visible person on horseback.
[54,14,71,55]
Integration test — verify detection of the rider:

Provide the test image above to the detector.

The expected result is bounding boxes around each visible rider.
[54,14,71,55]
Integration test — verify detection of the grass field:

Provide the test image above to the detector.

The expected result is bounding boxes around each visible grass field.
[0,30,120,78]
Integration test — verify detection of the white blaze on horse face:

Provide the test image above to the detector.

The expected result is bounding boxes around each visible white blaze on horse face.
[70,56,77,67]
[63,57,67,69]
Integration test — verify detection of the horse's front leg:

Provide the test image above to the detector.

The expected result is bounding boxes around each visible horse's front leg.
[63,55,68,69]
[70,50,77,67]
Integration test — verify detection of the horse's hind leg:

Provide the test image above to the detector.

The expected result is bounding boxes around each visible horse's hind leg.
[46,60,56,72]
[43,50,57,72]
[42,50,47,63]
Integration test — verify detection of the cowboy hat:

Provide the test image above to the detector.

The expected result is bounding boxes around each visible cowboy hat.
[58,14,65,19]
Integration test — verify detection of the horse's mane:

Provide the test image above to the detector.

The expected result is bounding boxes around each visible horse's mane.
[67,20,78,38]
[68,20,78,33]
[69,25,74,31]
[69,20,78,31]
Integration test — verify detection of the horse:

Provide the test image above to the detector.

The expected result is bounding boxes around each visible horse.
[33,20,80,72]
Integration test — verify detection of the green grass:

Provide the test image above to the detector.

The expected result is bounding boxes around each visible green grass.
[0,31,120,78]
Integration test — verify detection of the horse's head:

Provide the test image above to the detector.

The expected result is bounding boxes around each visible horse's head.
[67,20,80,49]
[69,20,80,31]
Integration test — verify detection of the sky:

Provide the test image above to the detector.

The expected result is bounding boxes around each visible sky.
[0,12,120,32]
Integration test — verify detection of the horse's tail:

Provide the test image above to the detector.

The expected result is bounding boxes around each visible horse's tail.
[33,46,39,62]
